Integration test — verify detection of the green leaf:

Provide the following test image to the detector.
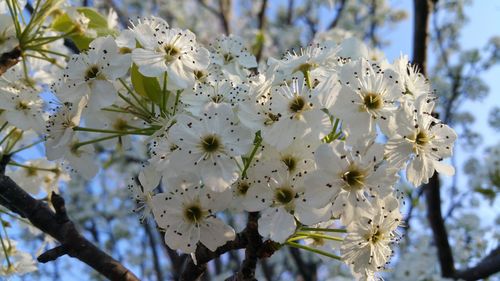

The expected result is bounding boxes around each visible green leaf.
[474,187,496,201]
[130,64,163,105]
[51,13,75,33]
[50,8,116,51]
[76,7,116,36]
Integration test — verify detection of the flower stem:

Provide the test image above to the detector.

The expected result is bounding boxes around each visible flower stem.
[285,241,341,260]
[0,220,12,268]
[241,132,262,177]
[299,227,347,233]
[294,232,344,242]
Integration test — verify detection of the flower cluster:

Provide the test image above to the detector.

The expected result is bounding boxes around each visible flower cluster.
[0,7,457,279]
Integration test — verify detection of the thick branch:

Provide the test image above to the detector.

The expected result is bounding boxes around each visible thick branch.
[412,0,433,75]
[455,246,500,280]
[0,157,139,281]
[180,231,248,281]
[0,46,22,77]
[234,212,261,281]
[424,174,456,277]
[413,0,456,278]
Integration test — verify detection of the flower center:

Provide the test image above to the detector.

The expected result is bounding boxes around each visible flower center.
[264,112,280,126]
[236,181,250,196]
[363,93,383,110]
[341,166,365,190]
[295,62,317,74]
[16,100,29,110]
[201,134,221,153]
[275,186,295,205]
[85,65,100,80]
[281,155,297,172]
[223,53,234,64]
[289,96,306,113]
[415,130,429,146]
[211,95,224,103]
[163,45,180,63]
[112,118,129,131]
[183,204,204,223]
[194,70,207,81]
[369,230,383,243]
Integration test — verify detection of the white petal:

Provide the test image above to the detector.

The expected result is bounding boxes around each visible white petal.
[199,217,235,251]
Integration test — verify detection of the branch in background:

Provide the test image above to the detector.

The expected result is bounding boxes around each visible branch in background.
[197,0,232,35]
[259,259,274,281]
[289,247,317,281]
[327,0,347,30]
[255,0,268,63]
[424,174,456,277]
[286,0,294,25]
[144,221,164,281]
[0,46,22,76]
[366,0,379,47]
[455,246,500,280]
[160,235,187,280]
[402,186,425,244]
[413,1,456,277]
[0,155,140,281]
[412,0,433,75]
[219,0,232,35]
[413,2,500,279]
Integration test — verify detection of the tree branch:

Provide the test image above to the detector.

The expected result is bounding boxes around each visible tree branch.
[424,174,456,277]
[234,212,261,281]
[0,155,139,281]
[289,247,317,281]
[412,0,433,75]
[414,1,500,279]
[180,231,248,281]
[0,46,22,77]
[455,246,500,280]
[327,0,347,30]
[255,0,268,63]
[413,0,456,278]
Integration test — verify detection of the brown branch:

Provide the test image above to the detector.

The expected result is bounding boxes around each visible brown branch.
[0,46,22,77]
[424,174,456,277]
[0,155,139,281]
[367,0,378,47]
[160,234,187,280]
[289,247,317,281]
[286,0,294,25]
[455,246,500,280]
[413,0,456,278]
[412,0,433,75]
[234,212,261,281]
[414,2,500,279]
[219,0,232,35]
[197,0,231,35]
[259,259,274,281]
[144,221,164,281]
[255,0,268,63]
[180,231,248,281]
[327,0,347,30]
[180,212,278,281]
